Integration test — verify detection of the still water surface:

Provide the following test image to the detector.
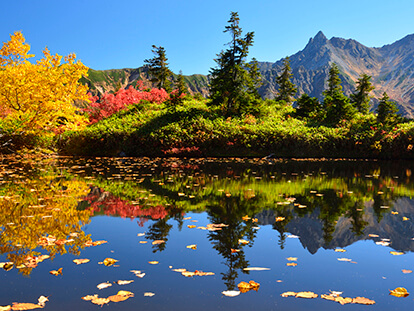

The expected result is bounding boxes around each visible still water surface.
[0,156,414,310]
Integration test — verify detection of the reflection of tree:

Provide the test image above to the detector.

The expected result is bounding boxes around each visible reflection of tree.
[349,202,368,236]
[206,195,261,290]
[145,217,173,253]
[0,173,91,275]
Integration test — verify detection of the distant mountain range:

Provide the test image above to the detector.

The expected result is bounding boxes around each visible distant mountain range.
[84,31,414,117]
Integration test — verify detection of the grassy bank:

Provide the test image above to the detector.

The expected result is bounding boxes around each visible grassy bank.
[58,98,414,159]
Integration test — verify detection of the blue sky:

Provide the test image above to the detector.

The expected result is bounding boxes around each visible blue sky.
[2,0,413,75]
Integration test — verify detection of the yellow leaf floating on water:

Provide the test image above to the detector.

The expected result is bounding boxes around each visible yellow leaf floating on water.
[286,257,297,261]
[237,280,260,293]
[187,225,196,229]
[97,282,112,290]
[390,251,404,256]
[334,249,346,253]
[0,306,11,311]
[296,291,318,299]
[144,292,155,297]
[186,244,197,250]
[281,291,297,297]
[10,303,43,310]
[238,239,249,245]
[335,297,353,305]
[352,297,376,305]
[108,295,129,302]
[103,258,118,266]
[139,241,148,244]
[49,268,62,276]
[117,290,134,297]
[148,261,159,265]
[90,297,110,306]
[152,240,165,245]
[391,211,399,215]
[402,269,412,274]
[81,295,98,301]
[286,263,297,267]
[403,217,409,221]
[389,287,409,297]
[73,259,90,265]
[181,270,214,277]
[117,280,134,285]
[242,215,250,221]
[275,217,285,222]
[369,234,379,238]
[37,296,48,307]
[0,262,13,271]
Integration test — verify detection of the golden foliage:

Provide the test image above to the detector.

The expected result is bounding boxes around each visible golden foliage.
[0,31,89,134]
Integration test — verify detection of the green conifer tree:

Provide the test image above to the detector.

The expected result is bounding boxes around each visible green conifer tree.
[350,74,375,113]
[376,92,399,126]
[209,12,261,115]
[323,63,356,125]
[275,57,297,104]
[144,45,172,92]
[175,70,188,96]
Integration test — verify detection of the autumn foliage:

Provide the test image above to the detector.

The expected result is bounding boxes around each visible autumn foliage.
[84,81,170,124]
[0,31,89,135]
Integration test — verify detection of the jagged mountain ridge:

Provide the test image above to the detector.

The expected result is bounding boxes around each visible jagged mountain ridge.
[258,31,414,117]
[85,32,414,117]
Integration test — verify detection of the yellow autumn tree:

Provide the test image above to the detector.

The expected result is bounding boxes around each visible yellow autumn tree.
[0,31,89,135]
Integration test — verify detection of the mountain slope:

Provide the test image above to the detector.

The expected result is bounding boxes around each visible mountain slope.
[83,32,414,117]
[259,31,414,117]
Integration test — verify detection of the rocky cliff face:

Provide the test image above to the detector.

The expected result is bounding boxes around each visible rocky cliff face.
[259,31,414,117]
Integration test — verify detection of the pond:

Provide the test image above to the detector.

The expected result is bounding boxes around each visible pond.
[0,156,414,310]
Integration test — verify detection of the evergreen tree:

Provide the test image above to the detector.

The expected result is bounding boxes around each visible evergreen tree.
[175,70,188,96]
[323,63,356,125]
[209,12,261,115]
[350,74,374,113]
[275,57,297,104]
[295,94,321,119]
[144,45,172,92]
[376,92,399,126]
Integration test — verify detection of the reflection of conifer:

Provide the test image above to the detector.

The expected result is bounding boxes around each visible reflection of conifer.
[146,217,172,253]
[349,202,368,236]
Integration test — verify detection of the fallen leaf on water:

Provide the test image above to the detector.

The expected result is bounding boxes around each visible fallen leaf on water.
[369,234,379,238]
[108,295,129,302]
[82,295,98,301]
[97,282,112,290]
[103,258,118,266]
[238,239,249,245]
[73,259,90,265]
[402,269,412,274]
[243,267,270,271]
[296,291,318,299]
[391,211,399,215]
[281,291,297,297]
[242,215,250,221]
[181,270,214,277]
[187,225,196,229]
[286,263,297,267]
[117,290,134,297]
[321,294,336,301]
[37,296,48,307]
[0,306,11,311]
[183,217,191,220]
[334,249,346,253]
[352,297,376,305]
[152,240,165,245]
[335,297,353,305]
[222,290,240,297]
[231,249,240,253]
[117,280,134,285]
[139,241,148,244]
[137,233,145,237]
[237,280,260,293]
[148,261,159,265]
[90,297,110,306]
[130,270,146,278]
[337,258,352,262]
[144,292,155,297]
[11,303,43,310]
[172,268,187,272]
[275,217,285,222]
[389,287,409,297]
[329,290,343,297]
[0,262,13,271]
[390,251,404,256]
[286,257,297,261]
[376,241,390,246]
[186,244,197,250]
[49,268,62,276]
[403,217,410,221]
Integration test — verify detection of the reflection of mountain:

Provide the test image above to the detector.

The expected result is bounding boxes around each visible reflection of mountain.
[258,198,414,254]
